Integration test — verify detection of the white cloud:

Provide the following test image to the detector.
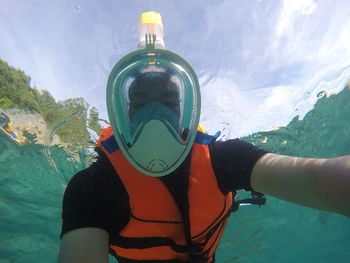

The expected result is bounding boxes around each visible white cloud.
[276,0,317,38]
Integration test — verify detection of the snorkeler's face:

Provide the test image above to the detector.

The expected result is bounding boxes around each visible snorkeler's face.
[129,74,180,118]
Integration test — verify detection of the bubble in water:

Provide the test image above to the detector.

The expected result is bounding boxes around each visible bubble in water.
[317,90,326,98]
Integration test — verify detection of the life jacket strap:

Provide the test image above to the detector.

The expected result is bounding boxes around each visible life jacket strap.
[113,236,205,255]
[113,254,206,263]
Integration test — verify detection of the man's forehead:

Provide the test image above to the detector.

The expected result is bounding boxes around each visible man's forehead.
[129,72,180,96]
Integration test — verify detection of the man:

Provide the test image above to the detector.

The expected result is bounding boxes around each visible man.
[58,11,350,263]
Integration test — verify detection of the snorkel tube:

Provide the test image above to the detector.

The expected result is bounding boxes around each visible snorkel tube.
[137,11,165,49]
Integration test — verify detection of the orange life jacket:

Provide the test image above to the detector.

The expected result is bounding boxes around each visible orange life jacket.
[97,127,234,263]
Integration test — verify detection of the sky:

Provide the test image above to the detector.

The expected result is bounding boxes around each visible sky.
[1,0,350,137]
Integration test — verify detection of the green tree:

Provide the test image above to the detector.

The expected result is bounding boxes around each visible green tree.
[88,106,102,135]
[0,59,40,112]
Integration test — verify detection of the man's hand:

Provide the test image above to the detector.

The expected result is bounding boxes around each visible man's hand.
[251,153,350,217]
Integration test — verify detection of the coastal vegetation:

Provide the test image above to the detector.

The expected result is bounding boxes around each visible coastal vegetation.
[0,58,103,145]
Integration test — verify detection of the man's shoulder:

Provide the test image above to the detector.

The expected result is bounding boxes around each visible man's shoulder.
[208,138,248,156]
[207,138,269,192]
[65,149,118,197]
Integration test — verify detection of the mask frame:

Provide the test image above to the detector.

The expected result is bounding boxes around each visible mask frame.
[106,47,201,176]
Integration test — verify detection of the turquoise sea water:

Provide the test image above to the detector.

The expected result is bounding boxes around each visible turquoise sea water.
[1,86,350,263]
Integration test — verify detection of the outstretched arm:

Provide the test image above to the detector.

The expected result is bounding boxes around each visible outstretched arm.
[251,153,350,217]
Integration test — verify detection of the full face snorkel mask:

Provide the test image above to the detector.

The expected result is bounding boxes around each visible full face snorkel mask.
[106,11,201,177]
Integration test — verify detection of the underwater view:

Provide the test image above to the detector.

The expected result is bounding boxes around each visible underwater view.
[1,1,350,263]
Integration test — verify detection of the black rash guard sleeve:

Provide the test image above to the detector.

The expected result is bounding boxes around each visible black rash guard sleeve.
[209,139,269,194]
[60,151,130,239]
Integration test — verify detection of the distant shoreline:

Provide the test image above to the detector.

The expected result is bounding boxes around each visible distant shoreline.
[1,108,61,146]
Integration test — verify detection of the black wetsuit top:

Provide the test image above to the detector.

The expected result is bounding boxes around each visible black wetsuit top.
[61,139,268,238]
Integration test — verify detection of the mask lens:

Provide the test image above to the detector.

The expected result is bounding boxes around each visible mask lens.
[118,64,191,146]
